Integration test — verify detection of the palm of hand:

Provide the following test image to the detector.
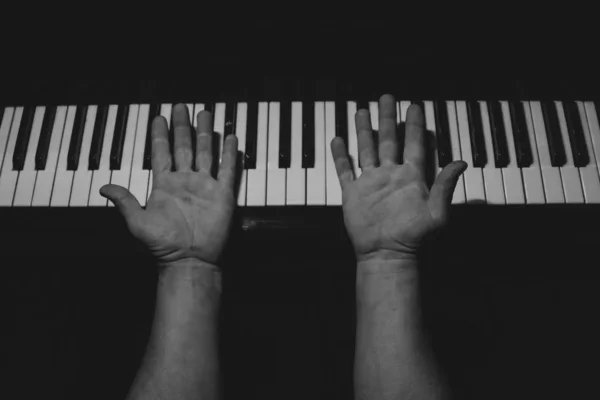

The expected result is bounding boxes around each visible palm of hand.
[343,164,437,259]
[133,172,233,265]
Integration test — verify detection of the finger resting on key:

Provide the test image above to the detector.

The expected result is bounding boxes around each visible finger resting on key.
[173,104,193,171]
[356,109,377,169]
[378,94,398,165]
[331,136,354,188]
[403,104,426,173]
[151,116,171,174]
[218,134,238,189]
[196,110,213,173]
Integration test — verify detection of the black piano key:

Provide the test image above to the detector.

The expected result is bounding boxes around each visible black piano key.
[433,101,453,168]
[540,101,566,167]
[487,101,510,168]
[88,104,109,170]
[224,102,236,136]
[143,104,161,170]
[67,106,88,170]
[279,100,291,168]
[34,106,57,170]
[302,100,315,168]
[508,101,533,167]
[109,105,130,170]
[563,101,589,167]
[335,100,348,148]
[466,101,487,167]
[244,102,258,169]
[12,106,36,170]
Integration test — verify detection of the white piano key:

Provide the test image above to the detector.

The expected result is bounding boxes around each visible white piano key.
[192,103,204,128]
[110,105,139,208]
[530,101,565,204]
[456,101,485,202]
[499,101,525,204]
[307,102,326,205]
[446,101,466,204]
[266,102,286,205]
[148,104,172,202]
[369,101,378,131]
[578,102,600,203]
[325,101,342,205]
[186,103,193,123]
[32,106,68,206]
[396,101,401,125]
[520,102,546,204]
[214,103,226,163]
[479,101,506,204]
[70,106,97,206]
[13,106,46,206]
[553,102,584,203]
[89,105,118,206]
[400,101,410,122]
[247,102,268,206]
[286,101,305,205]
[0,107,23,205]
[347,101,360,179]
[424,101,441,175]
[129,105,150,207]
[235,102,248,206]
[51,106,77,206]
[577,101,600,203]
[0,107,15,173]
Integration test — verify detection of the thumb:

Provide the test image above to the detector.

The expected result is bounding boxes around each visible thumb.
[100,184,143,223]
[428,161,468,223]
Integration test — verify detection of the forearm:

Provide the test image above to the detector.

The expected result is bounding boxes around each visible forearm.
[354,257,449,400]
[127,260,222,400]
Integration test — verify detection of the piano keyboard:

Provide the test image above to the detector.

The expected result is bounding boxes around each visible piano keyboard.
[1,100,600,207]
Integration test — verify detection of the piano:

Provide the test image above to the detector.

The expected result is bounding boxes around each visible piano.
[4,28,600,397]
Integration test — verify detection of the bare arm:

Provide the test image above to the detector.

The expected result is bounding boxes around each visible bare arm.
[330,94,466,399]
[101,105,239,400]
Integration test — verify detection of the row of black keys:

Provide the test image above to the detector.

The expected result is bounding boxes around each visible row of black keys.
[5,99,599,173]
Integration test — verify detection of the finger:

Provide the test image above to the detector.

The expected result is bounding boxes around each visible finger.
[378,94,398,165]
[428,161,468,224]
[403,104,426,174]
[217,134,238,189]
[151,116,171,174]
[99,184,143,229]
[356,109,377,169]
[330,136,354,189]
[172,104,194,171]
[196,110,213,174]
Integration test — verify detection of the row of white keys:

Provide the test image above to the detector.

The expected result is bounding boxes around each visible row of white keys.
[0,107,23,205]
[266,101,285,205]
[129,105,150,206]
[286,101,305,204]
[583,102,600,203]
[306,102,326,205]
[575,102,600,202]
[108,105,140,207]
[479,101,506,204]
[32,107,68,206]
[530,101,565,203]
[69,106,98,206]
[455,101,485,201]
[247,102,268,206]
[446,102,467,203]
[325,101,342,205]
[13,107,46,205]
[499,101,525,204]
[88,105,118,206]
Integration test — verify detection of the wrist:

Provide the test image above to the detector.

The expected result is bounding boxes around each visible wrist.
[158,258,222,295]
[357,251,418,276]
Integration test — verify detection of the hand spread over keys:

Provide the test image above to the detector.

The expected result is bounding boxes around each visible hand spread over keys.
[331,94,467,263]
[100,104,238,269]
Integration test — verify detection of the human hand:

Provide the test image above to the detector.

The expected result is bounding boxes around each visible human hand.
[330,94,467,263]
[100,104,238,269]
